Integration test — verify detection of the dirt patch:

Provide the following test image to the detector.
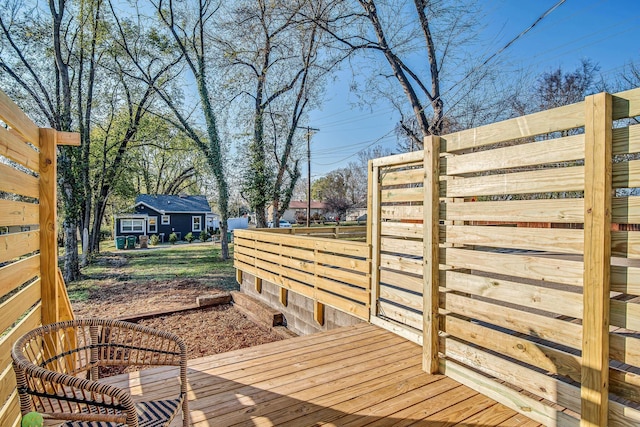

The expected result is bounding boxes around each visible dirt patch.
[73,278,219,318]
[136,304,285,359]
[73,257,286,360]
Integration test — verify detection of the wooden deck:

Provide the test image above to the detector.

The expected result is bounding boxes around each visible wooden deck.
[103,323,541,426]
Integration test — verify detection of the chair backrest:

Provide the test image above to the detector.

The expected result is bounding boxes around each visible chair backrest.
[11,319,187,426]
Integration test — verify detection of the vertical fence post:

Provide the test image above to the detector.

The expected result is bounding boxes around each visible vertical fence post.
[39,128,59,326]
[581,92,612,427]
[368,161,381,320]
[423,135,441,374]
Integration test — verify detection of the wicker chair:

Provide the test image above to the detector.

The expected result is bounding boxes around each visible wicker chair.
[11,319,189,427]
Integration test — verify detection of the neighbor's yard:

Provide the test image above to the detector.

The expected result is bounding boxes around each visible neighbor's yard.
[67,241,284,359]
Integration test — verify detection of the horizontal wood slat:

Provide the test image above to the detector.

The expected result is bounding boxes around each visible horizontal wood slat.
[445,165,584,198]
[0,279,40,334]
[443,225,584,254]
[379,269,423,294]
[0,230,39,264]
[381,205,424,220]
[443,102,584,152]
[381,222,424,238]
[612,123,640,155]
[445,134,584,176]
[443,198,584,223]
[443,270,583,319]
[442,248,584,287]
[380,237,423,257]
[378,301,422,330]
[0,163,39,199]
[611,231,640,259]
[0,255,40,297]
[380,254,423,276]
[442,292,582,350]
[381,186,424,203]
[0,200,39,227]
[612,196,640,223]
[380,284,422,312]
[443,337,581,413]
[441,359,575,427]
[0,90,39,145]
[380,168,424,186]
[0,129,39,172]
[444,316,582,383]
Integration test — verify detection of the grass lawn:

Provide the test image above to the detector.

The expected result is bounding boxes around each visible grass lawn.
[67,241,237,305]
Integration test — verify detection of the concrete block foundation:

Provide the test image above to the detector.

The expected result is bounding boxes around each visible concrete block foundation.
[239,272,363,336]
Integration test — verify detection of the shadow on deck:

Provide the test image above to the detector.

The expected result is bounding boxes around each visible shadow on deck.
[103,323,540,427]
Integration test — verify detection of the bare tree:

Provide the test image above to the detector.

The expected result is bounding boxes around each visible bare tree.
[219,0,339,227]
[314,0,482,149]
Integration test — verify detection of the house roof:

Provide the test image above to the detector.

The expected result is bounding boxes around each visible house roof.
[134,194,212,213]
[288,200,328,209]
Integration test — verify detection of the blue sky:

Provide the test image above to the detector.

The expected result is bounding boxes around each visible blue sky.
[307,0,640,177]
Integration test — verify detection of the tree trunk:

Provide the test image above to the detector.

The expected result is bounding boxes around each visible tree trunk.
[63,220,80,282]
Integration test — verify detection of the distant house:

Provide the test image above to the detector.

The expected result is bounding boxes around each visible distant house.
[267,200,329,223]
[115,195,219,242]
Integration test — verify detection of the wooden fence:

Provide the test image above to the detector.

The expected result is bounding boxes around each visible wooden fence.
[233,229,371,322]
[258,225,366,240]
[367,88,640,426]
[0,90,77,426]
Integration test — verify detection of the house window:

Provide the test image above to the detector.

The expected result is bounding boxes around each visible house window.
[161,215,170,225]
[121,219,144,233]
[148,217,157,233]
[192,216,202,232]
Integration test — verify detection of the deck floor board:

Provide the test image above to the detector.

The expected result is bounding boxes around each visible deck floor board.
[103,323,542,426]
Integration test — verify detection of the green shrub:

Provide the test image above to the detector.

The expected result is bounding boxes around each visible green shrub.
[150,234,160,246]
[184,232,195,243]
[199,229,210,242]
[99,226,113,241]
[168,232,178,244]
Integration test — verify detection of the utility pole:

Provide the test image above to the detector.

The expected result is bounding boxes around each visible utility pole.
[298,126,319,227]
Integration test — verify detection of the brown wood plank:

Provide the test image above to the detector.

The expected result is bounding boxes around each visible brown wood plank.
[443,101,584,152]
[581,91,612,427]
[362,384,476,427]
[0,254,40,297]
[0,89,39,145]
[443,270,583,319]
[444,225,584,255]
[443,292,583,349]
[443,248,584,287]
[0,280,41,333]
[0,199,39,228]
[0,230,39,264]
[443,198,584,224]
[445,134,584,175]
[0,128,39,171]
[445,165,584,198]
[0,163,39,199]
[99,324,541,427]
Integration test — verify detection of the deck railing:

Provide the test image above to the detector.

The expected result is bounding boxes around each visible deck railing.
[234,228,371,322]
[0,89,78,427]
[234,88,640,426]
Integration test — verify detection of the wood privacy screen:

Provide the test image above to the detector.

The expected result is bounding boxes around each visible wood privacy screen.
[0,90,77,427]
[368,88,640,426]
[234,229,371,321]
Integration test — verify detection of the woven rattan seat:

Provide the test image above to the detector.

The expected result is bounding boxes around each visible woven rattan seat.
[12,319,189,427]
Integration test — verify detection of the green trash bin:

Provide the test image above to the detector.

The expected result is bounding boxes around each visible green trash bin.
[115,236,125,250]
[126,235,136,249]
[227,231,232,243]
